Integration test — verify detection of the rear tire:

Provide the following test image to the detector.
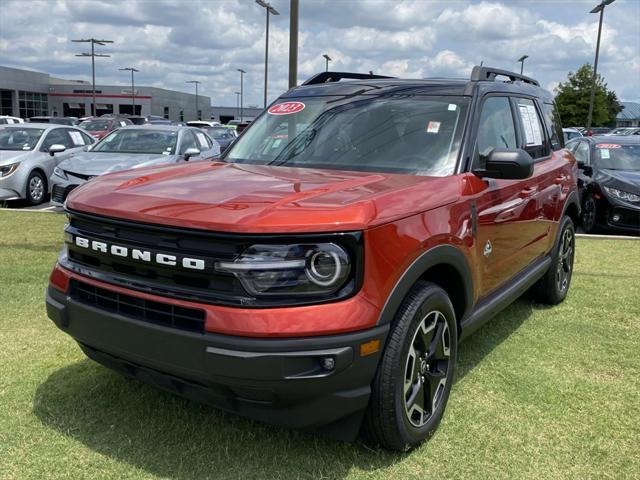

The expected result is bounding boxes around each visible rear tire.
[535,215,575,305]
[364,281,458,451]
[26,171,46,205]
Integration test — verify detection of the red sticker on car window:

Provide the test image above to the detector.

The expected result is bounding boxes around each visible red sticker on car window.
[268,102,305,115]
[596,144,621,149]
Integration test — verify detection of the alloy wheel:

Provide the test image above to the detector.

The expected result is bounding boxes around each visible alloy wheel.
[582,197,596,231]
[404,310,451,428]
[556,227,574,293]
[29,176,44,202]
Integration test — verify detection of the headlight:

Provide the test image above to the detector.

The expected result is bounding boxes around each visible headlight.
[0,162,20,178]
[215,243,352,296]
[53,166,68,179]
[603,186,640,203]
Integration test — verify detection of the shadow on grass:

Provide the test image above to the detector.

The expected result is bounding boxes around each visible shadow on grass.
[33,299,537,479]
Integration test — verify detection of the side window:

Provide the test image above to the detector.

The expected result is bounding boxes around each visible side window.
[514,97,550,159]
[41,129,73,150]
[80,131,94,145]
[179,131,198,154]
[573,142,590,165]
[477,96,517,160]
[542,102,563,151]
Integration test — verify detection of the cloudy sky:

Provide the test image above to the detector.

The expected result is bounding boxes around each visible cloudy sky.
[0,0,638,108]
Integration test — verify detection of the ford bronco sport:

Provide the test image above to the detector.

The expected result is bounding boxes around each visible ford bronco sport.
[46,67,579,451]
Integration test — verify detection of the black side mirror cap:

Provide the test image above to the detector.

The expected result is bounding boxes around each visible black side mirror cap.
[474,148,534,180]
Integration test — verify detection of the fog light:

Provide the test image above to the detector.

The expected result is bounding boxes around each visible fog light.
[320,356,335,371]
[612,214,621,222]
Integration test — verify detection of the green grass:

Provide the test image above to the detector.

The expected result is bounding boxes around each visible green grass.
[1,210,639,480]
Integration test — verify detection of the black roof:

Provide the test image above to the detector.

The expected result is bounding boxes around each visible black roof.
[284,66,553,102]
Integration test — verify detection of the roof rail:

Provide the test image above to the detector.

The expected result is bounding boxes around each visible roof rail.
[470,66,539,87]
[302,71,396,86]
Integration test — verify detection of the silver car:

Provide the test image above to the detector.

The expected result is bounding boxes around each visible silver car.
[0,123,95,205]
[50,125,220,206]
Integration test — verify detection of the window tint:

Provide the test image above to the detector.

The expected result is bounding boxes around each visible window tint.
[41,129,73,150]
[477,96,517,159]
[515,98,549,159]
[573,142,590,165]
[542,102,563,151]
[179,130,198,154]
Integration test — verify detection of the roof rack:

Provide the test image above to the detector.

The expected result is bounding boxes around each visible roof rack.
[470,66,539,87]
[302,71,396,86]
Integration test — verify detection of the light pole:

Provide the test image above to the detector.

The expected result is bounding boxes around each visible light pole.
[237,69,246,122]
[256,0,279,108]
[186,80,201,120]
[586,0,615,132]
[235,92,241,119]
[288,0,299,88]
[322,54,332,72]
[72,38,113,116]
[517,55,528,75]
[119,67,139,114]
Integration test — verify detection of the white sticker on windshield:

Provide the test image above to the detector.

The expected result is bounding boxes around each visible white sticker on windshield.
[22,144,30,150]
[448,104,457,111]
[68,131,84,146]
[600,149,610,159]
[427,121,441,134]
[162,150,171,155]
[519,104,543,146]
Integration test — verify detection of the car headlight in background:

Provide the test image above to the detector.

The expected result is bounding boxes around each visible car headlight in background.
[215,243,352,296]
[603,186,640,203]
[0,162,20,178]
[53,166,68,179]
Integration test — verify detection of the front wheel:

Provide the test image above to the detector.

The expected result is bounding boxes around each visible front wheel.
[26,171,46,205]
[581,193,598,233]
[364,281,458,451]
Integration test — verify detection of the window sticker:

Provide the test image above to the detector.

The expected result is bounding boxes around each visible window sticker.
[519,104,542,146]
[427,121,441,134]
[600,149,610,159]
[268,102,306,115]
[69,131,85,146]
[596,144,621,149]
[448,104,457,111]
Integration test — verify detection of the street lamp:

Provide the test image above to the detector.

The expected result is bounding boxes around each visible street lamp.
[586,0,616,132]
[322,54,332,72]
[235,92,241,119]
[289,0,299,88]
[237,69,246,122]
[72,38,113,116]
[186,80,201,120]
[119,67,139,114]
[256,0,279,108]
[517,55,528,75]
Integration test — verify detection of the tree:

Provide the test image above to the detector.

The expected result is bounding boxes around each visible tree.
[554,64,622,128]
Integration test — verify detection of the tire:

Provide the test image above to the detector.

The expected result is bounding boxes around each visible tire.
[535,215,575,305]
[25,170,46,205]
[581,193,598,234]
[364,281,458,451]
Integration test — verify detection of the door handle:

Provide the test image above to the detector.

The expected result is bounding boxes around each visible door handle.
[554,174,567,185]
[519,186,538,197]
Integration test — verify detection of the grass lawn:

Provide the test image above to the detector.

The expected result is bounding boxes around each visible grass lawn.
[1,210,639,480]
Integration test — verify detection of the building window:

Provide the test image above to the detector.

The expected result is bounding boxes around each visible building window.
[164,106,170,119]
[18,91,48,119]
[180,109,184,122]
[197,109,202,121]
[0,90,12,115]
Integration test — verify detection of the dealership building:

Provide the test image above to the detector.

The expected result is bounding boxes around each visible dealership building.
[0,65,211,121]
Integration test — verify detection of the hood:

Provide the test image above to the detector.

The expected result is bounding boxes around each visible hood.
[66,161,461,233]
[0,149,34,166]
[596,168,640,192]
[58,152,177,176]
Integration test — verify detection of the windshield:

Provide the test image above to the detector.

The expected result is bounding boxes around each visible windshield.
[80,119,110,131]
[0,128,45,151]
[595,143,640,171]
[225,95,469,176]
[92,129,178,154]
[204,127,235,139]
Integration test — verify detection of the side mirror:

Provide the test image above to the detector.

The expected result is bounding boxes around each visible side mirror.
[475,148,534,180]
[48,144,66,156]
[183,147,200,161]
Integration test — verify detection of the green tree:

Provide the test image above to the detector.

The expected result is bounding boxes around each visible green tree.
[554,64,622,128]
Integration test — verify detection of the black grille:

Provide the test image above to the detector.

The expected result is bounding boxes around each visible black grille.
[70,279,206,332]
[66,171,95,181]
[52,185,76,204]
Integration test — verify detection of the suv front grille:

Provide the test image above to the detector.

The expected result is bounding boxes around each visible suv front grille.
[70,279,206,332]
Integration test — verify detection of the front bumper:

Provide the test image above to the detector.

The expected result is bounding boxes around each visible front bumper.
[50,179,82,206]
[46,284,388,437]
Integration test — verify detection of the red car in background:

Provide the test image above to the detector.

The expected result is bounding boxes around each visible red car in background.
[78,117,133,140]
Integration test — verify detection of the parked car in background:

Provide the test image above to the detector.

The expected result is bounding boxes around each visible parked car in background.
[567,135,640,234]
[619,127,640,136]
[29,116,80,126]
[186,120,221,128]
[585,127,611,136]
[0,115,24,126]
[562,127,582,142]
[607,127,635,135]
[0,123,94,204]
[50,125,220,205]
[225,119,243,129]
[126,116,148,125]
[200,125,237,152]
[79,117,133,141]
